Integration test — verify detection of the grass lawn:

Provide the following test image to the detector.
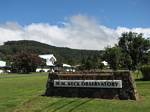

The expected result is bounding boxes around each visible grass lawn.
[0,73,150,112]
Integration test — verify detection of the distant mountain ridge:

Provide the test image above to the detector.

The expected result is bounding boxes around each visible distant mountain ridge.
[0,40,103,65]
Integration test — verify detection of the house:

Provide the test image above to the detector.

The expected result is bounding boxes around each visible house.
[39,54,56,66]
[36,54,56,72]
[0,61,6,74]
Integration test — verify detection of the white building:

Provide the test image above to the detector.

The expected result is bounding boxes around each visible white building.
[101,61,108,66]
[36,67,51,72]
[63,63,75,72]
[36,54,56,72]
[63,64,71,68]
[39,54,56,66]
[0,61,6,67]
[0,61,6,74]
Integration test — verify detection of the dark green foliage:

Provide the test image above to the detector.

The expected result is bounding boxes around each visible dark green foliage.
[119,53,132,70]
[140,65,150,80]
[0,40,103,65]
[79,55,103,70]
[142,51,150,65]
[104,32,150,70]
[118,32,150,70]
[83,56,93,70]
[104,47,122,70]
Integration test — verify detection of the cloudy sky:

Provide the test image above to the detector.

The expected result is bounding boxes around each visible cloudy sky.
[0,0,150,50]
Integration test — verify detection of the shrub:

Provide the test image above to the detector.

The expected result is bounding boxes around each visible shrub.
[140,65,150,80]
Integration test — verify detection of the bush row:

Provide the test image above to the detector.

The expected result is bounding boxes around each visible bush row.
[140,65,150,80]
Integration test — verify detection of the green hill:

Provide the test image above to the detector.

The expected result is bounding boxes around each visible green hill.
[0,40,103,65]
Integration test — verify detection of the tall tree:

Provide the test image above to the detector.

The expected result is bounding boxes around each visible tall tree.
[118,32,150,70]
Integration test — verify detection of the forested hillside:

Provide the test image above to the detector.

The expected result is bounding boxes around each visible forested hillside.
[0,40,103,65]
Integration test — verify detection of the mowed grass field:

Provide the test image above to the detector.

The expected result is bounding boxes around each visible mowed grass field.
[0,73,150,112]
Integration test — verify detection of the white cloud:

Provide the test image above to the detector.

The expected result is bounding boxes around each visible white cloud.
[0,15,150,50]
[116,27,150,38]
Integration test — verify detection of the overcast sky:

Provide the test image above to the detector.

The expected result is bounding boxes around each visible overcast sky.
[0,0,150,50]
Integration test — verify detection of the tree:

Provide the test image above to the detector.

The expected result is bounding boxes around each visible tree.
[12,51,44,73]
[118,32,150,70]
[141,51,150,65]
[79,55,102,70]
[81,56,93,70]
[119,52,132,70]
[104,46,122,70]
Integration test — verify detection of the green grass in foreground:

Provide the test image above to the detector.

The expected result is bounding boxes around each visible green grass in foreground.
[0,73,150,112]
[0,73,48,112]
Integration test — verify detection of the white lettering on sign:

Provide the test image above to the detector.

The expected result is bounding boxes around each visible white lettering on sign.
[54,80,122,88]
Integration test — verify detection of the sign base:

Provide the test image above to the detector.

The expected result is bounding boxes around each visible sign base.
[45,71,139,100]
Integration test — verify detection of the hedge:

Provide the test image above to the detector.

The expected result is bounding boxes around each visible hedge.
[140,65,150,80]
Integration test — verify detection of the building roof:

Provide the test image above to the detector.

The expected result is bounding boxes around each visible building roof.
[39,54,56,66]
[39,54,56,61]
[63,64,71,67]
[147,49,150,53]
